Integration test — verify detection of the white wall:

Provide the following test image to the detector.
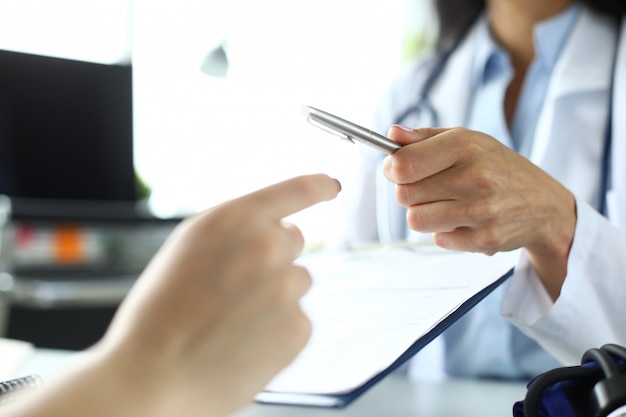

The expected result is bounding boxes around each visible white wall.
[0,0,132,64]
[133,0,408,246]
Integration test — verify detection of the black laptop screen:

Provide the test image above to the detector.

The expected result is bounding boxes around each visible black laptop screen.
[0,49,135,201]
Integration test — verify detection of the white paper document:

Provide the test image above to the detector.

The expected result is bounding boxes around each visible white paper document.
[257,245,519,407]
[0,337,35,380]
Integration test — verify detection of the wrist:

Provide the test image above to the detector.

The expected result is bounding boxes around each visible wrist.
[89,340,236,417]
[79,343,191,417]
[526,189,577,301]
[62,348,163,417]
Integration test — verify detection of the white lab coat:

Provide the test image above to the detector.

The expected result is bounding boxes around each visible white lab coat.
[346,6,626,368]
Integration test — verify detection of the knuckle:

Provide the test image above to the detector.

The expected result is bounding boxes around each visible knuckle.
[471,170,500,193]
[271,265,311,305]
[295,265,313,295]
[298,316,313,346]
[473,227,505,253]
[283,222,305,251]
[463,194,500,223]
[278,311,312,357]
[389,155,414,183]
[291,312,313,346]
[237,231,284,276]
[252,230,286,265]
[395,184,412,207]
[267,288,312,349]
[406,206,430,231]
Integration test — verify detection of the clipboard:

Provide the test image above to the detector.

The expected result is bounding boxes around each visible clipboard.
[255,246,519,408]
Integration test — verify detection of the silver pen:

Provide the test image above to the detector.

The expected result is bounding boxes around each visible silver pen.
[302,106,401,154]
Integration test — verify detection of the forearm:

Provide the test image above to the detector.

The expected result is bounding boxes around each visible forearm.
[2,346,223,417]
[3,349,160,417]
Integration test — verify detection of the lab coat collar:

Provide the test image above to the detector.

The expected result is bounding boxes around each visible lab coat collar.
[545,8,618,98]
[530,8,619,176]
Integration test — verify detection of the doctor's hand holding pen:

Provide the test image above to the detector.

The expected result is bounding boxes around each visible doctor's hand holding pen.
[3,174,341,417]
[382,125,575,301]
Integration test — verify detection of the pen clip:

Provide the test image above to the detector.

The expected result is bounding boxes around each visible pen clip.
[306,116,355,145]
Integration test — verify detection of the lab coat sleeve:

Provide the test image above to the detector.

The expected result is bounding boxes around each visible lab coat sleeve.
[502,199,626,365]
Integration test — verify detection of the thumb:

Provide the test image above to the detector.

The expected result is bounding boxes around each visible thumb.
[388,125,451,146]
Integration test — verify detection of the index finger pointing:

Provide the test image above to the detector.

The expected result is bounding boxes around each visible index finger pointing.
[238,174,341,219]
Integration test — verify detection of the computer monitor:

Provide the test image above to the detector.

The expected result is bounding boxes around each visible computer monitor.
[0,49,135,201]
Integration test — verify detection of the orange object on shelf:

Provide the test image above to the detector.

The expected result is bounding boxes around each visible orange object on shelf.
[53,227,84,264]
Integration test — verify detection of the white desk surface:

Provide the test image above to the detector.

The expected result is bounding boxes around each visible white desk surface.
[17,349,527,417]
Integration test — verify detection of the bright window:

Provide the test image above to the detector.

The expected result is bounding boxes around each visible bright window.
[1,0,434,248]
[132,0,409,246]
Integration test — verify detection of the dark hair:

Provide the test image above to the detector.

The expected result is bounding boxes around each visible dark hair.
[435,0,626,51]
[435,0,484,50]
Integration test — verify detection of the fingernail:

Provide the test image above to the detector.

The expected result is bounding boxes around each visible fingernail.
[392,124,413,132]
[333,178,342,192]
